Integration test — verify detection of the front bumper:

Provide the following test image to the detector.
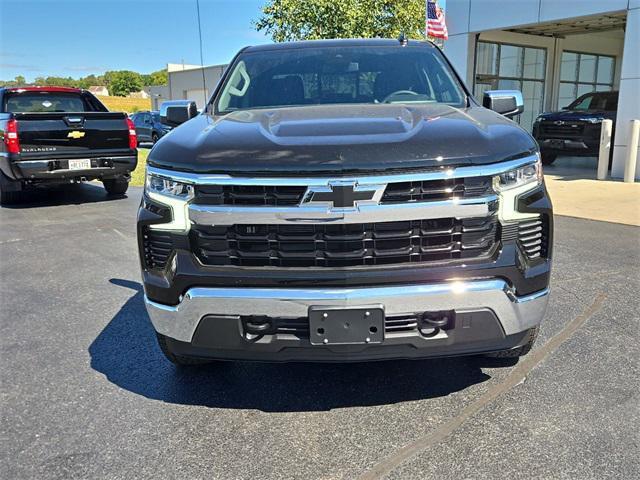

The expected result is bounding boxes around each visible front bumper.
[145,279,549,362]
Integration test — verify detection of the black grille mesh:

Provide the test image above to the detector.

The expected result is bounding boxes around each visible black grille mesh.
[380,177,492,203]
[195,185,307,206]
[244,314,424,336]
[191,216,499,268]
[539,122,584,138]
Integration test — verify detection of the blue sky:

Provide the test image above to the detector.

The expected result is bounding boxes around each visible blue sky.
[1,0,444,82]
[0,0,271,81]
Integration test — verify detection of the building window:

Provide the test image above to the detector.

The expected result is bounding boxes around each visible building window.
[558,52,615,108]
[474,41,546,132]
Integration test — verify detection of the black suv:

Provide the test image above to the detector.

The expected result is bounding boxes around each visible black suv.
[130,110,171,145]
[137,39,552,366]
[533,91,618,165]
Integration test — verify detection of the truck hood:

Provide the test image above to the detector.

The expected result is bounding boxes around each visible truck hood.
[149,104,537,175]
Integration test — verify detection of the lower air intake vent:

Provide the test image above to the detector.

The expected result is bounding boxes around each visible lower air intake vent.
[142,228,173,270]
[518,217,545,260]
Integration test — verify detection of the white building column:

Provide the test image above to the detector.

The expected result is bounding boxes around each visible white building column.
[612,4,640,179]
[443,33,476,89]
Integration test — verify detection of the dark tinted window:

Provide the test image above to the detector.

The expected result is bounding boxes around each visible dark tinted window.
[216,46,466,113]
[569,92,618,111]
[5,92,88,112]
[152,113,160,122]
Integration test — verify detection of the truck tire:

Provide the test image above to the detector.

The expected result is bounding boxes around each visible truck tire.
[541,152,557,165]
[485,326,539,358]
[103,178,129,195]
[0,173,20,206]
[0,188,19,206]
[156,332,216,366]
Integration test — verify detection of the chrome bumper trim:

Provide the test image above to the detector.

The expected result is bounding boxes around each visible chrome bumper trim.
[146,155,538,186]
[188,196,497,225]
[15,155,136,164]
[145,280,549,342]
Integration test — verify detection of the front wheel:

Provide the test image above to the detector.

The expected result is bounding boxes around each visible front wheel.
[103,178,129,195]
[152,133,159,144]
[541,152,557,165]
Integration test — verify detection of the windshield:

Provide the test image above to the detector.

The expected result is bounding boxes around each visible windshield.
[568,92,618,111]
[216,45,466,114]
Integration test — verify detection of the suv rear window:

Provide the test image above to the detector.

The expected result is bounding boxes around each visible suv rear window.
[5,92,89,113]
[216,45,467,113]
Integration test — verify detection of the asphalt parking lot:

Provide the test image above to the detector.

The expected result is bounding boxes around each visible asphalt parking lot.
[1,184,639,480]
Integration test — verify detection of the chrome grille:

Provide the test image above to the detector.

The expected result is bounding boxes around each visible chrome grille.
[193,176,494,206]
[539,122,584,138]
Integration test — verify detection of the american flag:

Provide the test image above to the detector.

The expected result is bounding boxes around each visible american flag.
[426,0,448,40]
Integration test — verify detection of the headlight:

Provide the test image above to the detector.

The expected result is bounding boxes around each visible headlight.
[145,172,194,199]
[493,159,542,192]
[583,117,603,124]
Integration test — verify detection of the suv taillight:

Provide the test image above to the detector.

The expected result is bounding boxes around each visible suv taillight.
[126,117,137,149]
[4,119,20,154]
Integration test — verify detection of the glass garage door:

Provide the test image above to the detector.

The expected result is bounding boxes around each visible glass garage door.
[474,41,546,132]
[558,52,615,108]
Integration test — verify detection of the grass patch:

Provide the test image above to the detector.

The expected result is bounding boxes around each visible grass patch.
[100,96,151,113]
[131,148,148,187]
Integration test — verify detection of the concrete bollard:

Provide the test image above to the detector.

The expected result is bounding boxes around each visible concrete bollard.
[624,119,640,183]
[597,119,613,180]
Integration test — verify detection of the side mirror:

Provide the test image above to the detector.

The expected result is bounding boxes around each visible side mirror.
[160,101,198,127]
[483,90,524,118]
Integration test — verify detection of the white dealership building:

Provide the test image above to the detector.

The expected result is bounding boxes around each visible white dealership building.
[443,0,639,179]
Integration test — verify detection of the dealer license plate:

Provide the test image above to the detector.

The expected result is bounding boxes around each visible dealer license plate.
[309,306,384,345]
[68,159,91,170]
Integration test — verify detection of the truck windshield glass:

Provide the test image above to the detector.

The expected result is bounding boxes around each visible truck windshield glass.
[5,93,88,113]
[216,46,466,113]
[568,92,617,111]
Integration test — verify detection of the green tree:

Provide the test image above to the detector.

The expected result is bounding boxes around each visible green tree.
[108,70,144,96]
[149,69,168,86]
[14,75,26,85]
[255,0,426,42]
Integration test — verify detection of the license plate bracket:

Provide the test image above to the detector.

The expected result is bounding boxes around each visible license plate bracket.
[309,305,384,346]
[68,159,92,170]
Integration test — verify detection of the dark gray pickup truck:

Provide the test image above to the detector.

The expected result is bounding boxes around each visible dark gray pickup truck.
[0,86,137,205]
[138,39,553,367]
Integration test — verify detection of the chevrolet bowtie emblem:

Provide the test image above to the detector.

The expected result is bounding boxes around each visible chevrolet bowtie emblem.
[301,181,386,210]
[67,131,85,139]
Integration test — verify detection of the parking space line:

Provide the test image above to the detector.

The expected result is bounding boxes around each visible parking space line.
[358,293,607,480]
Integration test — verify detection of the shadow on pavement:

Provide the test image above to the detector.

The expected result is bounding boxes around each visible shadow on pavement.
[89,278,509,412]
[1,183,128,209]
